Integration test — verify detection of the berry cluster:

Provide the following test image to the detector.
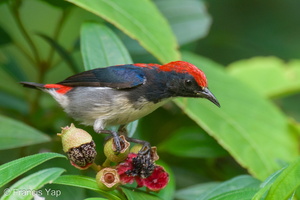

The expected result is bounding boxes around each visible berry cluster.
[58,124,169,192]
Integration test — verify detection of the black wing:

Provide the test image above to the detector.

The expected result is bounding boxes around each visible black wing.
[58,64,146,89]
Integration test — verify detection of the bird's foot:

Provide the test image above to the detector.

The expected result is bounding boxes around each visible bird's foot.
[98,129,152,157]
[125,137,151,156]
[100,130,125,153]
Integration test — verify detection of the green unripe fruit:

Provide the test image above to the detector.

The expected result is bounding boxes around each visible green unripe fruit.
[96,168,120,191]
[58,123,92,152]
[130,144,144,154]
[104,135,130,163]
[58,123,97,170]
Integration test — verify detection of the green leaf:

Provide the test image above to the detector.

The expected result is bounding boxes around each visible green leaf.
[37,33,81,73]
[210,188,258,200]
[159,126,228,158]
[1,54,27,81]
[68,0,180,63]
[127,120,138,138]
[85,198,108,200]
[118,0,211,57]
[0,115,51,150]
[175,182,220,200]
[52,175,99,191]
[122,187,162,200]
[81,22,132,70]
[227,57,300,98]
[0,92,28,114]
[0,26,11,46]
[53,175,123,200]
[41,183,85,200]
[197,175,260,200]
[1,168,65,200]
[0,153,65,188]
[263,157,300,200]
[37,0,71,8]
[154,0,211,45]
[177,51,298,179]
[252,168,285,200]
[0,0,9,5]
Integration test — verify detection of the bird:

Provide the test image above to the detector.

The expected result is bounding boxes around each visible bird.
[21,61,220,153]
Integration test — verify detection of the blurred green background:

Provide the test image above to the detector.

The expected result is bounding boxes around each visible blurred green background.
[0,0,300,199]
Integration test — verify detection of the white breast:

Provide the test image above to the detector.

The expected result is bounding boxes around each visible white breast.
[60,87,170,131]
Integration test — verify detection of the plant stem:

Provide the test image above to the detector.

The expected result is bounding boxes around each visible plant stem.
[13,42,36,66]
[9,1,46,115]
[91,163,102,172]
[47,8,71,67]
[10,2,41,65]
[102,158,111,168]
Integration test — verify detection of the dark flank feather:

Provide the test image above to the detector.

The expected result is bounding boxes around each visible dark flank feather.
[58,65,146,89]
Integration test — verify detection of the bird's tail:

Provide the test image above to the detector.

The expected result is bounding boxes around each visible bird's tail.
[20,82,45,90]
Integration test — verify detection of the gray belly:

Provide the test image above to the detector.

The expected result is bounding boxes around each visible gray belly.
[64,87,168,127]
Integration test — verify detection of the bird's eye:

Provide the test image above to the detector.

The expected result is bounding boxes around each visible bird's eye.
[184,79,192,87]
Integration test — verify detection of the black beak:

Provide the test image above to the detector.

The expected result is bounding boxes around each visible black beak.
[197,87,220,107]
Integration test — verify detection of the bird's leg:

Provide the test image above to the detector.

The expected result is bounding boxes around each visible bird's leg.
[117,124,128,136]
[117,125,151,156]
[126,137,151,155]
[99,130,124,153]
[93,120,125,153]
[94,120,151,155]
